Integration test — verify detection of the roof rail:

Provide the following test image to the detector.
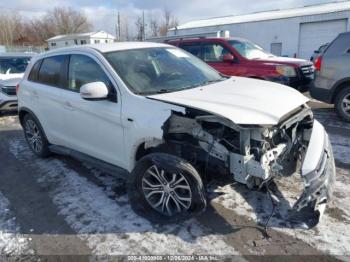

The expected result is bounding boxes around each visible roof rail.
[146,30,229,43]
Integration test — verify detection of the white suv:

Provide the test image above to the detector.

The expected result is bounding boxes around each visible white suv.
[17,42,335,226]
[0,53,32,113]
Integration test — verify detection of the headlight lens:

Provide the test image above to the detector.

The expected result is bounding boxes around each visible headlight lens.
[276,65,297,77]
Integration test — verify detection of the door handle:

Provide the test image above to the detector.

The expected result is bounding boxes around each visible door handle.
[32,90,39,97]
[63,101,74,110]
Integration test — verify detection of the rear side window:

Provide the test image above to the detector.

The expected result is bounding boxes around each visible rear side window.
[325,33,350,56]
[181,44,201,58]
[38,56,65,87]
[28,60,42,81]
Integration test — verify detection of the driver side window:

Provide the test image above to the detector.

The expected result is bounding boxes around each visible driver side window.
[68,55,112,92]
[203,43,230,62]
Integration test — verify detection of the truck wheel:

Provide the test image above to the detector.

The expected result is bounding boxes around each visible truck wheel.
[335,86,350,122]
[127,153,207,223]
[23,114,50,157]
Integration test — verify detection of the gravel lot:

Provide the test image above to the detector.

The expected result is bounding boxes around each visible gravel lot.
[0,101,349,261]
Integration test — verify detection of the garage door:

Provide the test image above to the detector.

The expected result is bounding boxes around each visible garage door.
[298,19,348,59]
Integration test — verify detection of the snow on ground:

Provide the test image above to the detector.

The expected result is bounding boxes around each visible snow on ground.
[328,133,350,165]
[0,191,34,256]
[0,115,18,128]
[314,109,350,130]
[9,139,242,256]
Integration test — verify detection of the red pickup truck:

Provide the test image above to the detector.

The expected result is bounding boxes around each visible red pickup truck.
[168,37,315,92]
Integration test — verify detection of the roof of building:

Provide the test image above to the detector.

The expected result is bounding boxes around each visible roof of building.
[46,31,116,42]
[37,42,172,57]
[171,1,350,30]
[0,52,34,57]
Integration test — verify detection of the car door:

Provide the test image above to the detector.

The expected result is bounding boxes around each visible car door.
[202,42,243,76]
[59,53,125,167]
[26,55,67,145]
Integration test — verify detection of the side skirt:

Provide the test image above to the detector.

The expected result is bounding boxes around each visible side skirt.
[48,145,129,178]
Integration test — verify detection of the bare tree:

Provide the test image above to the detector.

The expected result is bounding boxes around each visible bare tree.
[159,9,178,36]
[148,12,160,37]
[29,7,92,44]
[0,11,23,46]
[135,12,146,41]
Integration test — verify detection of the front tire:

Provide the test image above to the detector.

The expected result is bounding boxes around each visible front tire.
[335,86,350,122]
[127,153,207,223]
[23,114,50,157]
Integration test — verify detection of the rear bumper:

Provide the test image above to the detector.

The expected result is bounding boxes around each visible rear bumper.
[0,100,18,112]
[309,81,333,104]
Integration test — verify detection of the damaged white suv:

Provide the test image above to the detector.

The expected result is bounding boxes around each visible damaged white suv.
[17,43,335,226]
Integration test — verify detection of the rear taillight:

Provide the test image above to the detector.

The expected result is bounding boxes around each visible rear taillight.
[314,55,323,71]
[16,84,20,94]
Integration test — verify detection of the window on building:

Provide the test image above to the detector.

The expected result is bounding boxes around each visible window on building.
[74,39,78,45]
[51,42,56,47]
[68,54,112,92]
[202,43,230,62]
[80,40,87,45]
[65,42,68,46]
[105,40,108,43]
[37,56,65,87]
[94,39,100,44]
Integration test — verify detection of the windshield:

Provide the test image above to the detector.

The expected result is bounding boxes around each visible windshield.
[0,57,31,74]
[105,47,225,95]
[229,40,274,60]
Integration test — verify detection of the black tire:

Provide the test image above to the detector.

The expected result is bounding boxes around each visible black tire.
[23,114,50,157]
[335,86,350,122]
[127,153,207,223]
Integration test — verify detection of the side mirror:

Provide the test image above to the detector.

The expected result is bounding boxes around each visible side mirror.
[80,82,108,100]
[222,53,235,63]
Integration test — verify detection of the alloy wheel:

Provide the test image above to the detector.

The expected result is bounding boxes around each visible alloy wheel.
[341,94,350,117]
[25,119,43,153]
[142,164,192,216]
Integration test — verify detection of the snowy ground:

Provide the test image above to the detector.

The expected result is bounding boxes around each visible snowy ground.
[0,107,349,260]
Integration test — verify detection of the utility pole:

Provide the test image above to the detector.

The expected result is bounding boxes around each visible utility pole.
[142,11,145,41]
[118,12,121,41]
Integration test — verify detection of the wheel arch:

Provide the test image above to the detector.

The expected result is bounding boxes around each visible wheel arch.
[331,78,350,103]
[18,107,49,142]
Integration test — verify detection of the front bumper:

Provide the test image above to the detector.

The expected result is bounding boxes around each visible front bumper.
[0,100,18,112]
[267,75,313,92]
[292,120,336,227]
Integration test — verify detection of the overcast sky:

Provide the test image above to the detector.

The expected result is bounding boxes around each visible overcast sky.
[1,0,343,34]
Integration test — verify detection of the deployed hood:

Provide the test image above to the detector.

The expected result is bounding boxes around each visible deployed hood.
[148,77,309,125]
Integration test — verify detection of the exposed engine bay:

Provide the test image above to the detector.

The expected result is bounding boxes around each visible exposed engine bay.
[152,105,335,227]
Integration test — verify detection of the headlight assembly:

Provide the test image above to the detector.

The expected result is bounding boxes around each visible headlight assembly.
[276,65,297,77]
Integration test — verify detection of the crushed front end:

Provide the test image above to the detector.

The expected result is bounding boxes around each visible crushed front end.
[161,105,335,227]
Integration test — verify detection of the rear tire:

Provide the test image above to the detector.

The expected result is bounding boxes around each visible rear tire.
[23,114,50,157]
[335,86,350,122]
[127,153,207,223]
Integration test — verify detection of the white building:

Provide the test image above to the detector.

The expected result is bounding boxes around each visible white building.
[46,31,116,50]
[167,1,350,59]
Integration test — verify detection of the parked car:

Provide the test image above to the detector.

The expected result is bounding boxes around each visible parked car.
[0,53,33,113]
[0,53,33,81]
[168,37,314,92]
[0,77,22,113]
[310,43,329,62]
[310,32,350,122]
[17,43,335,226]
